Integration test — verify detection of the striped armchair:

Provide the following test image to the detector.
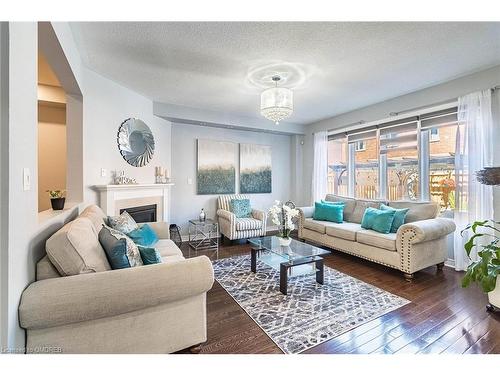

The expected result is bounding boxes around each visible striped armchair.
[217,194,267,241]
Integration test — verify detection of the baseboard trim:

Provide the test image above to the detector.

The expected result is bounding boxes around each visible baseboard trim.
[444,258,455,269]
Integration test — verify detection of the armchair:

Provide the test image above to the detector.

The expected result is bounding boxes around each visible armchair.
[217,194,267,240]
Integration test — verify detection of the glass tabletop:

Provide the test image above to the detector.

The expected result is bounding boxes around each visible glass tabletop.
[189,218,216,225]
[248,236,329,261]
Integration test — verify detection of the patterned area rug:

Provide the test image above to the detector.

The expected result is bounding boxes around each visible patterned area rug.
[212,255,410,354]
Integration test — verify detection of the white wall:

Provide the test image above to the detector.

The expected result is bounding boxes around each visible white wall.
[0,21,9,349]
[82,68,172,205]
[170,123,296,234]
[302,65,500,208]
[5,22,38,350]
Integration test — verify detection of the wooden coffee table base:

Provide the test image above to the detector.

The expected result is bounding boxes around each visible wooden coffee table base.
[250,247,324,295]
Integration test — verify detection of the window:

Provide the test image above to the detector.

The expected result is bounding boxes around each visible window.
[430,128,440,142]
[326,105,459,207]
[354,140,366,151]
[327,135,348,196]
[348,129,378,199]
[421,107,459,213]
[379,119,419,201]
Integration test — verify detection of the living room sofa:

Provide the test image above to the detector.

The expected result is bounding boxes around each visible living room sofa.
[18,205,214,354]
[298,194,456,280]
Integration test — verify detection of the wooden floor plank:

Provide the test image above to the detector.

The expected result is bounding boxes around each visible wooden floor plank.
[177,236,500,354]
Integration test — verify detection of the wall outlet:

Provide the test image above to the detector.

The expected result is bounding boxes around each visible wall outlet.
[187,178,193,185]
[23,168,31,191]
[101,168,107,177]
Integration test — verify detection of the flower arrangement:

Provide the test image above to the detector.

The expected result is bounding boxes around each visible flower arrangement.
[268,200,300,241]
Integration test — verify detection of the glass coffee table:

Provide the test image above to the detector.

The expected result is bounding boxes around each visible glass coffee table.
[248,236,330,295]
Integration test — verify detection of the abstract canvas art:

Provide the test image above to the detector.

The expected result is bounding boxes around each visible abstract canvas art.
[240,143,272,194]
[197,139,236,195]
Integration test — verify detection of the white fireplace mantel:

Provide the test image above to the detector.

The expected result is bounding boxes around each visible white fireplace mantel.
[94,183,174,222]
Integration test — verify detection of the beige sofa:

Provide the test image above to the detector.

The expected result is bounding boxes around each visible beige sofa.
[217,194,267,241]
[19,205,214,354]
[298,194,456,280]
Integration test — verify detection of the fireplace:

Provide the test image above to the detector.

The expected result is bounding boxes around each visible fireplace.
[120,204,157,223]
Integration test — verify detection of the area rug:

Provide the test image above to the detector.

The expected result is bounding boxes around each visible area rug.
[212,255,410,354]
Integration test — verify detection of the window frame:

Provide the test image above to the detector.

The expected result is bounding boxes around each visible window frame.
[326,105,458,204]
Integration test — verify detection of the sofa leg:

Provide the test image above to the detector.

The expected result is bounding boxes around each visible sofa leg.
[403,272,414,282]
[437,262,445,271]
[188,344,203,354]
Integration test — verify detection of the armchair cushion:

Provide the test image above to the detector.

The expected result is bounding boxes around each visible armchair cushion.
[235,218,263,231]
[229,198,252,218]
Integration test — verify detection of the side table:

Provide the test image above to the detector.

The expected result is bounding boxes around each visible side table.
[188,219,219,251]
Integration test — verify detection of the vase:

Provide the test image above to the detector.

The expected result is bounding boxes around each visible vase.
[488,277,500,309]
[279,237,292,246]
[50,197,65,210]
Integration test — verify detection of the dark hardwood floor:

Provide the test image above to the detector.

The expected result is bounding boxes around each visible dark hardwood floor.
[179,238,500,354]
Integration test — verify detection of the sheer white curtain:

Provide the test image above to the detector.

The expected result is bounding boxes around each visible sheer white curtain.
[311,131,328,204]
[454,90,494,271]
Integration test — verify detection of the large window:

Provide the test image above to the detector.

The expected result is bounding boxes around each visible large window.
[327,135,348,196]
[326,106,460,208]
[421,108,460,213]
[380,119,419,201]
[349,129,379,199]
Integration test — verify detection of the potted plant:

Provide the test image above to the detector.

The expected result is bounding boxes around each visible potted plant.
[47,190,66,210]
[461,219,500,311]
[269,200,300,246]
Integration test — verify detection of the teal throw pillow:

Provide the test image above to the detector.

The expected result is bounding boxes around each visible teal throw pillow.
[380,204,409,233]
[361,207,396,234]
[230,199,252,218]
[98,226,131,269]
[127,224,159,247]
[313,201,344,223]
[138,247,163,265]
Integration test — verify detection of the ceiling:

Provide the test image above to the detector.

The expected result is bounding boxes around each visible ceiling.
[70,22,500,125]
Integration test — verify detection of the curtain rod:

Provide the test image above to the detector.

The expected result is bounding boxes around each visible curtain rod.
[327,85,499,136]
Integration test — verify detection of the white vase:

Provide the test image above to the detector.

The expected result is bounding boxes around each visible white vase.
[488,277,500,309]
[279,237,292,246]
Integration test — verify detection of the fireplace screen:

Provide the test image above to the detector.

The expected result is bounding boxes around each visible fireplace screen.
[120,204,157,223]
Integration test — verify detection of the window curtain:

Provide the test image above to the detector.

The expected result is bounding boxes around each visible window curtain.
[454,90,494,271]
[311,131,328,204]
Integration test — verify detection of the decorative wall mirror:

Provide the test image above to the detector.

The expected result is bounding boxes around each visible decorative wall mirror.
[117,118,155,167]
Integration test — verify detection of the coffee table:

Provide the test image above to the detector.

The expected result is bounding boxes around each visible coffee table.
[247,236,329,295]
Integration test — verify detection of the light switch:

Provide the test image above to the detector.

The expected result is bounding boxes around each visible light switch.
[23,168,31,191]
[187,178,193,185]
[101,168,107,177]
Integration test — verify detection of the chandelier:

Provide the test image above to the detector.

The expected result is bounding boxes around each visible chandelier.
[260,76,293,125]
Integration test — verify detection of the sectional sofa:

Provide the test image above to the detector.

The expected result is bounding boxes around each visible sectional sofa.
[18,205,214,354]
[298,194,456,280]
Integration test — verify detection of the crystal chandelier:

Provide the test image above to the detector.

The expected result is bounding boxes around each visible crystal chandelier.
[260,76,293,125]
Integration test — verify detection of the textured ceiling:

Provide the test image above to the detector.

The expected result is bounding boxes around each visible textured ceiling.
[70,22,500,125]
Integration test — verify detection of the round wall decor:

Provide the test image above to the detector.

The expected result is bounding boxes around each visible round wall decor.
[117,118,155,167]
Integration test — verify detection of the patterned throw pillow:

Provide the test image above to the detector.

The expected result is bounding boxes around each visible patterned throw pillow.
[108,211,139,234]
[229,199,252,218]
[102,225,143,267]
